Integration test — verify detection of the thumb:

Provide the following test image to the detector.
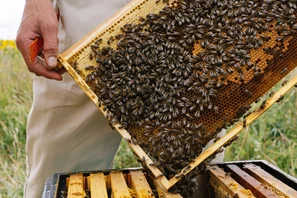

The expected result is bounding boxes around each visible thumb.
[41,20,58,68]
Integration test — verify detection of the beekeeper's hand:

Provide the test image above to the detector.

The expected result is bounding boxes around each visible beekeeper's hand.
[16,0,62,80]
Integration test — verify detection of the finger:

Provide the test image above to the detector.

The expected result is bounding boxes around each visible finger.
[16,28,39,67]
[30,58,62,80]
[37,54,66,75]
[32,63,63,80]
[36,54,56,71]
[40,20,58,69]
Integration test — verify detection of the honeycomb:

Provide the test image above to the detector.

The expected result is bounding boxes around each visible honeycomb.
[60,0,297,197]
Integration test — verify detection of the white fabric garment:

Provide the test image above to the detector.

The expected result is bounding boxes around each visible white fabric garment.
[24,1,225,197]
[24,1,129,197]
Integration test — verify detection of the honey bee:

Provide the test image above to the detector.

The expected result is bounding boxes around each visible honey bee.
[85,65,95,71]
[124,137,132,144]
[72,61,77,70]
[175,172,184,179]
[154,174,163,179]
[260,100,267,109]
[282,80,288,86]
[182,165,191,173]
[276,95,284,103]
[254,97,260,103]
[213,136,220,143]
[89,53,93,60]
[244,89,252,98]
[269,91,275,97]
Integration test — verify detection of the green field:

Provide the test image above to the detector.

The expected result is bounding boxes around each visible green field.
[0,47,296,197]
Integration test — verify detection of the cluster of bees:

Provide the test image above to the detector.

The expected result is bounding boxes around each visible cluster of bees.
[79,0,297,197]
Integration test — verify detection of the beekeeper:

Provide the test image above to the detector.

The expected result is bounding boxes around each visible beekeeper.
[16,0,225,197]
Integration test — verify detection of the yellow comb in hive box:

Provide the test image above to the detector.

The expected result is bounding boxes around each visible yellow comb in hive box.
[30,0,297,196]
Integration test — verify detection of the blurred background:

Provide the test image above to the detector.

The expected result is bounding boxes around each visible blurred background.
[0,1,24,40]
[0,1,296,197]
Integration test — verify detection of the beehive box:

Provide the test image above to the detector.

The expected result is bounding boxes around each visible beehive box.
[41,161,297,198]
[44,0,297,196]
[207,160,297,198]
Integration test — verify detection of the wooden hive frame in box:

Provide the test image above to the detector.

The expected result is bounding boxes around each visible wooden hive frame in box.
[41,160,297,197]
[30,0,297,191]
[65,170,182,198]
[42,168,183,197]
[207,160,297,198]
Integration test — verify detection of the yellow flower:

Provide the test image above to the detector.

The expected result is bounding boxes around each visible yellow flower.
[0,40,16,50]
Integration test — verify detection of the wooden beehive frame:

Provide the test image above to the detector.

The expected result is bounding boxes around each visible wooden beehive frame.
[65,170,181,198]
[57,0,297,190]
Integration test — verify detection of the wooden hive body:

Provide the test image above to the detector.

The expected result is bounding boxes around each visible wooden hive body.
[42,161,297,198]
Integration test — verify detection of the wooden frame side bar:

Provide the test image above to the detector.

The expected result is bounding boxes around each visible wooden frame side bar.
[243,164,297,198]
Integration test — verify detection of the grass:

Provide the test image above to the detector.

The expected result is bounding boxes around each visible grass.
[0,47,296,197]
[0,48,32,198]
